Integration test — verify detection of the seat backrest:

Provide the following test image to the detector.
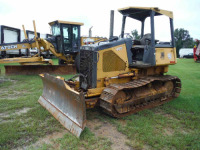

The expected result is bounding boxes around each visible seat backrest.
[140,33,151,45]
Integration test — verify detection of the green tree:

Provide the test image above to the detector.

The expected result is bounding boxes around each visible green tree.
[174,28,195,57]
[131,29,141,40]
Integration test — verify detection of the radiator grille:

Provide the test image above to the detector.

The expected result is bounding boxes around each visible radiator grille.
[103,50,126,72]
[79,49,96,89]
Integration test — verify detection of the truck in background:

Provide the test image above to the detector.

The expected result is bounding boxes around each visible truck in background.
[179,48,193,58]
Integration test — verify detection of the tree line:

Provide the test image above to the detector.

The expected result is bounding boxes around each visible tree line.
[131,28,196,57]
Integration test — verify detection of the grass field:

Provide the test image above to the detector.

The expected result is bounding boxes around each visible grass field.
[0,59,200,150]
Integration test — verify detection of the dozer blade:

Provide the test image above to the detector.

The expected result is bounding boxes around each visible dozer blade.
[38,74,86,137]
[5,65,76,75]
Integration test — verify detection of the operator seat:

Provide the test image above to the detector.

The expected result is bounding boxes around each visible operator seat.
[140,33,151,45]
[132,33,151,49]
[131,33,151,65]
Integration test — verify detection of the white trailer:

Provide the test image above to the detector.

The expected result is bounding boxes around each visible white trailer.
[179,48,193,58]
[0,25,21,58]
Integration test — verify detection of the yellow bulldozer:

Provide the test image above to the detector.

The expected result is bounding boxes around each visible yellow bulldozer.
[38,7,182,137]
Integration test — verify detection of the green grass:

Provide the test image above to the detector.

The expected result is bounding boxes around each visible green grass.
[0,75,62,149]
[114,58,200,150]
[0,58,200,149]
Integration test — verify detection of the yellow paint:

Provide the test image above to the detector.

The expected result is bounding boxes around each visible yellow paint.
[86,87,105,97]
[96,78,105,88]
[106,77,131,85]
[97,43,129,79]
[0,43,31,51]
[155,47,176,66]
[118,7,173,19]
[49,20,84,26]
[94,43,140,89]
[22,25,28,39]
[33,20,38,38]
[0,56,52,65]
[87,77,132,96]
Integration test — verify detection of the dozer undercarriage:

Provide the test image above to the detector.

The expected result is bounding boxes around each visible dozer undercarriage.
[100,75,181,118]
[39,73,181,136]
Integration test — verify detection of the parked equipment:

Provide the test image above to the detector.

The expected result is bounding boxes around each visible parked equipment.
[194,39,200,62]
[39,7,181,137]
[0,20,81,74]
[0,20,83,64]
[0,20,107,74]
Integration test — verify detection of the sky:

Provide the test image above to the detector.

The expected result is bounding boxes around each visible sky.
[0,0,199,41]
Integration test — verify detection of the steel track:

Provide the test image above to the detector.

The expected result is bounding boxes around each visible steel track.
[100,75,181,118]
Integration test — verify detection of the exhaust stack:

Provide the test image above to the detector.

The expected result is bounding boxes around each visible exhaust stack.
[89,26,93,37]
[109,10,114,39]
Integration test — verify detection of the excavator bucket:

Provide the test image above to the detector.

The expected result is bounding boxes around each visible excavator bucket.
[38,74,86,137]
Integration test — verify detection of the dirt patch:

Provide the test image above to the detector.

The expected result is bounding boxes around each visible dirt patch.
[156,109,192,136]
[119,119,127,126]
[87,119,131,150]
[19,130,68,150]
[180,128,192,134]
[15,107,31,115]
[0,77,16,83]
[162,113,179,121]
[164,127,174,136]
[155,109,179,121]
[164,127,191,136]
[0,107,31,119]
[0,119,13,124]
[0,112,10,118]
[0,79,4,84]
[0,113,13,124]
[0,107,31,124]
[0,78,8,84]
[0,78,24,100]
[0,90,29,100]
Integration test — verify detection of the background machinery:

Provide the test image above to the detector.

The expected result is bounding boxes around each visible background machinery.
[38,7,182,137]
[0,20,106,74]
[0,20,83,74]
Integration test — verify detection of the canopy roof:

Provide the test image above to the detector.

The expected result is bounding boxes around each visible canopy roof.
[49,20,84,26]
[118,7,173,21]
